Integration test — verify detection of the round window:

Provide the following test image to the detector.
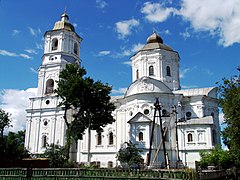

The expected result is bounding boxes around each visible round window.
[43,121,48,126]
[46,100,50,105]
[144,109,150,115]
[186,112,192,118]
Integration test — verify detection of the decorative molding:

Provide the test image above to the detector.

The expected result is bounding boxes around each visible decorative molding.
[137,78,154,92]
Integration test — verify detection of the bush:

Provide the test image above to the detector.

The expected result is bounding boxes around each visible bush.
[199,146,233,169]
[117,141,143,169]
[43,144,73,168]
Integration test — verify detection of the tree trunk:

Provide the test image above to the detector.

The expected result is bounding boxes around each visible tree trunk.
[63,107,70,161]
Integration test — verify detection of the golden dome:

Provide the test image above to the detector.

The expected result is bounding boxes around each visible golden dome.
[147,32,163,44]
[137,32,173,52]
[53,13,75,32]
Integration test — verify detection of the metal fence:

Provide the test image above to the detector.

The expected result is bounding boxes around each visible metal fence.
[0,168,196,180]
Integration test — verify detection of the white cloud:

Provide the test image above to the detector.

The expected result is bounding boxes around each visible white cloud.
[122,50,131,57]
[181,84,198,89]
[111,87,127,95]
[219,112,225,124]
[12,29,20,36]
[202,68,213,75]
[122,61,132,66]
[0,88,37,132]
[177,0,240,46]
[28,27,41,36]
[115,18,139,39]
[179,68,190,78]
[139,1,240,46]
[36,43,43,50]
[122,43,145,57]
[24,49,38,55]
[30,67,38,74]
[0,49,17,57]
[19,53,32,59]
[141,2,174,23]
[179,29,191,40]
[131,43,145,52]
[162,29,171,35]
[96,0,108,9]
[179,66,197,78]
[109,43,145,59]
[0,49,32,59]
[98,50,111,56]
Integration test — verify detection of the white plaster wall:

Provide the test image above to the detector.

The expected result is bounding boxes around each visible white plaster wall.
[131,49,180,90]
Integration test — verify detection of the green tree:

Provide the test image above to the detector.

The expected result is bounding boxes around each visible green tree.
[55,63,115,161]
[218,75,240,167]
[0,110,29,164]
[43,144,70,168]
[0,109,11,139]
[0,109,12,157]
[199,146,233,169]
[4,130,29,159]
[117,141,143,169]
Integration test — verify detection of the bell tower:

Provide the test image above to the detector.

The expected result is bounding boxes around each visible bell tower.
[37,12,82,97]
[25,12,82,156]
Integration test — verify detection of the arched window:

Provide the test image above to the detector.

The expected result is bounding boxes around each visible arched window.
[187,133,193,142]
[74,43,78,55]
[108,161,113,168]
[109,132,113,145]
[136,69,139,80]
[45,79,54,94]
[42,135,47,148]
[97,132,102,145]
[52,38,58,51]
[149,65,154,76]
[198,131,205,142]
[139,132,143,141]
[166,66,171,76]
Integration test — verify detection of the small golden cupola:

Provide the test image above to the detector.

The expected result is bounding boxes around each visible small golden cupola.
[53,12,75,32]
[147,32,163,44]
[138,32,173,52]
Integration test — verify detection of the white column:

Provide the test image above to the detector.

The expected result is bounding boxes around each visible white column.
[25,119,31,149]
[34,119,41,153]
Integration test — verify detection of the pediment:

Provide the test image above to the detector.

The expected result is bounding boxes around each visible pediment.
[128,112,152,124]
[125,77,172,97]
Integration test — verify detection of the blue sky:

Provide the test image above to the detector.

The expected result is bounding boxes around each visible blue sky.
[0,0,240,132]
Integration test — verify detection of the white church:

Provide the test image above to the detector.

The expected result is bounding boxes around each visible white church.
[25,13,221,168]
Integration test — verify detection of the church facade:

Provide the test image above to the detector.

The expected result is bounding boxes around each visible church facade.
[25,13,220,168]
